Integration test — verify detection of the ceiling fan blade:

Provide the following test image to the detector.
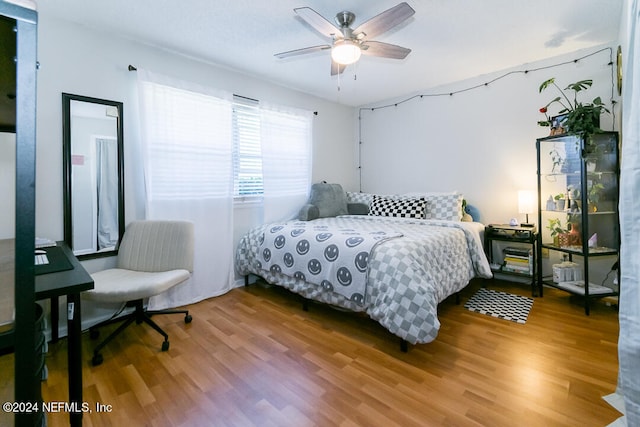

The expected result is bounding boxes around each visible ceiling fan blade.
[361,41,411,59]
[353,2,415,40]
[275,45,331,59]
[330,60,346,76]
[294,7,344,38]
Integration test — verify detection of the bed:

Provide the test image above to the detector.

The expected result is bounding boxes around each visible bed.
[235,187,493,346]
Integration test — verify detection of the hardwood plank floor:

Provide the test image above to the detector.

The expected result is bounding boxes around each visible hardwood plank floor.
[1,279,621,426]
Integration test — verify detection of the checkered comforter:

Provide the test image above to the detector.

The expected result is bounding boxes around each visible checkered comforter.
[235,215,493,344]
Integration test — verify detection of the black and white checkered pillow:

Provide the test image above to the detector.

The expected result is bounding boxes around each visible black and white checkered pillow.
[369,195,426,218]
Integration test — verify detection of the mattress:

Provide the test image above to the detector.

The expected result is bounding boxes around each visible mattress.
[236,215,492,344]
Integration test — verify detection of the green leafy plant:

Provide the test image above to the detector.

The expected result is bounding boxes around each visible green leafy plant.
[538,78,610,134]
[553,193,566,211]
[588,182,605,206]
[546,218,567,238]
[566,211,582,225]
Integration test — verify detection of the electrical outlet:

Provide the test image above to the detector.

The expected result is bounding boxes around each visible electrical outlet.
[541,248,549,258]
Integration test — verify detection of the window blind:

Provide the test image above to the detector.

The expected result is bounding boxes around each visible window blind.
[137,72,312,205]
[260,104,313,197]
[138,81,233,200]
[232,96,263,196]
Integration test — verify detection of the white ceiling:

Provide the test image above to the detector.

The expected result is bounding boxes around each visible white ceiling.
[36,0,623,107]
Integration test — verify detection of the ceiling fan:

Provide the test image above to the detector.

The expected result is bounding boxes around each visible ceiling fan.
[275,2,415,75]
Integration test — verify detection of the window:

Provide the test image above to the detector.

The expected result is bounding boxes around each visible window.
[232,96,263,197]
[138,81,233,200]
[138,72,311,204]
[232,96,313,200]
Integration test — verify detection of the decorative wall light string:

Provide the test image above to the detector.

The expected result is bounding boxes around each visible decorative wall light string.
[360,47,615,112]
[356,46,617,191]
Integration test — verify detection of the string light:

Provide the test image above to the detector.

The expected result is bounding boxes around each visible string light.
[356,46,618,192]
[361,47,614,112]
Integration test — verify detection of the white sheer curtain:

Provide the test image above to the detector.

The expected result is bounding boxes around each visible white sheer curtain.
[260,102,313,223]
[619,1,640,423]
[137,69,235,309]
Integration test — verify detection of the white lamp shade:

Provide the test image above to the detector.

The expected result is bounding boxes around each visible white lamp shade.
[518,190,536,214]
[331,40,362,65]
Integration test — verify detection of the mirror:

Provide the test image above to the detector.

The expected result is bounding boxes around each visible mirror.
[63,93,124,259]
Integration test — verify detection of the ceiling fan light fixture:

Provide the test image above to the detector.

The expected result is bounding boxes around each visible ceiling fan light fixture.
[331,40,361,65]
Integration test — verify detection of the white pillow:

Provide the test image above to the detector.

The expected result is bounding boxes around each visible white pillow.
[424,193,464,221]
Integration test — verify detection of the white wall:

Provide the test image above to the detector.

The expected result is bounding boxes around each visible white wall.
[33,13,359,334]
[34,13,359,268]
[358,45,622,225]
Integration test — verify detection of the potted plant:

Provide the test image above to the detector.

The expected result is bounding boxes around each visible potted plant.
[587,182,605,212]
[537,78,610,136]
[546,218,568,246]
[554,193,566,211]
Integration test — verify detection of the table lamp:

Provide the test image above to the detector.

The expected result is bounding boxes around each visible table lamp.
[518,190,536,228]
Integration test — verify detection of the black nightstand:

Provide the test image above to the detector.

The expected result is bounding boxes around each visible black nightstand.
[485,224,540,296]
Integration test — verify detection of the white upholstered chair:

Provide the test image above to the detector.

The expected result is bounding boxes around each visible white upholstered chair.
[84,220,194,366]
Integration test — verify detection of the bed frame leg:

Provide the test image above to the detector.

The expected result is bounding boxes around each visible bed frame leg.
[400,339,408,353]
[244,275,249,287]
[455,292,461,305]
[302,300,309,312]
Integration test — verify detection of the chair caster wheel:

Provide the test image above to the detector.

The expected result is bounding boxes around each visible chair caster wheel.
[92,353,103,366]
[162,341,170,351]
[185,314,192,323]
[90,329,99,340]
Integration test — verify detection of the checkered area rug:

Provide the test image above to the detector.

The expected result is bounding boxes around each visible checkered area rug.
[464,288,533,324]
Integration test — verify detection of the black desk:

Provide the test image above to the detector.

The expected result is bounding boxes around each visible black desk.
[36,243,93,427]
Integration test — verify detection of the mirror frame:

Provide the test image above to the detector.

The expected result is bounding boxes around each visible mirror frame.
[62,93,124,260]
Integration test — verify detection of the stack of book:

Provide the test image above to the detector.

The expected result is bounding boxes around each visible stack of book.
[502,246,533,275]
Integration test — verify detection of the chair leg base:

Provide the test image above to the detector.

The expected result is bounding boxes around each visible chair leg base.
[147,309,192,324]
[92,352,104,366]
[89,300,190,365]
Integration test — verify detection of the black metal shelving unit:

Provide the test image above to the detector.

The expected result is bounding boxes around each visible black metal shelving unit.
[484,224,539,296]
[1,1,40,425]
[536,131,620,315]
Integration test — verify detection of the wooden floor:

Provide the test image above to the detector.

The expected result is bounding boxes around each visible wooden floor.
[1,279,621,427]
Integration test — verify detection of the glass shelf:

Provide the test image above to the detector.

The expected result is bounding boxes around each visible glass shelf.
[540,278,617,297]
[537,131,620,315]
[541,243,618,256]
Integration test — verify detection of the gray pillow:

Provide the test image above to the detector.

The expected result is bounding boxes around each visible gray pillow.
[297,203,320,221]
[348,202,369,215]
[308,182,348,218]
